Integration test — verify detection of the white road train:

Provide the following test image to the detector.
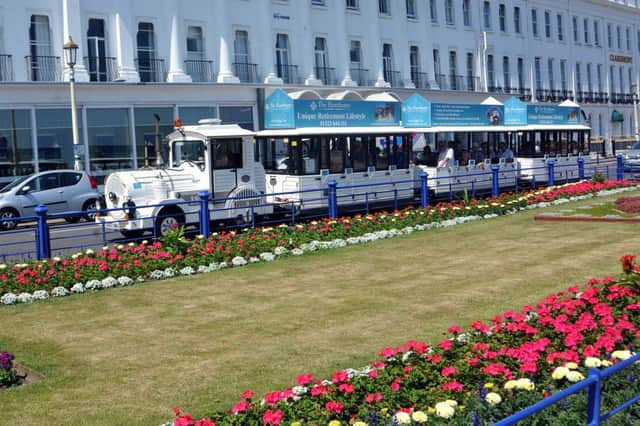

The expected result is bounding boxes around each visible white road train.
[99,119,611,237]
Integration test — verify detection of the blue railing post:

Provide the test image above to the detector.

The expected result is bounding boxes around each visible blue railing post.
[586,368,602,426]
[35,204,50,260]
[328,179,338,219]
[420,171,429,208]
[491,165,500,197]
[578,156,585,180]
[198,191,211,238]
[547,160,555,186]
[616,154,624,180]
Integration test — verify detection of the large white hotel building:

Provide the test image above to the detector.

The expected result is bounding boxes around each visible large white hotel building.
[0,0,638,182]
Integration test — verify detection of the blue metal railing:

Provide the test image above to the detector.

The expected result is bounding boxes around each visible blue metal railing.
[495,352,640,425]
[0,155,629,262]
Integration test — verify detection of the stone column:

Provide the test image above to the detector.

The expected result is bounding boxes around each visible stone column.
[113,0,139,82]
[261,1,281,84]
[334,3,355,87]
[298,1,320,85]
[62,0,89,81]
[215,0,239,83]
[368,2,388,88]
[166,0,191,82]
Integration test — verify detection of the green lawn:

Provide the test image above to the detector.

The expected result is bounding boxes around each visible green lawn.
[1,190,639,425]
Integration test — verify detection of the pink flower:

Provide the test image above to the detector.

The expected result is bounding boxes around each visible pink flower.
[338,383,354,394]
[441,366,457,377]
[447,325,462,334]
[263,409,283,425]
[325,401,344,414]
[296,374,313,386]
[442,381,464,392]
[231,400,251,414]
[332,370,349,384]
[439,339,453,351]
[241,390,256,399]
[365,392,383,403]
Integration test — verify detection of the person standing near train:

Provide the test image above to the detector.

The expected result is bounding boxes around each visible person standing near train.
[437,141,455,168]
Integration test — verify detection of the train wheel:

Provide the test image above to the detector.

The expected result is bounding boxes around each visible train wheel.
[155,209,185,237]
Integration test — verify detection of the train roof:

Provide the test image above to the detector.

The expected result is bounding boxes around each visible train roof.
[257,126,412,137]
[166,123,255,141]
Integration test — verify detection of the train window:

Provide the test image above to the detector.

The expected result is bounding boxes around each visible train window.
[212,138,242,170]
[374,137,390,169]
[347,136,367,172]
[300,138,319,175]
[329,136,346,173]
[172,140,205,170]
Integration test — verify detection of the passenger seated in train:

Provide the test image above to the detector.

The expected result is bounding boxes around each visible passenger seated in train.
[459,150,471,166]
[436,141,455,168]
[499,143,514,162]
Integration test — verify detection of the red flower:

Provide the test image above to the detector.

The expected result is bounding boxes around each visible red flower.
[231,400,251,414]
[621,254,636,272]
[325,401,344,414]
[442,381,464,392]
[263,409,283,425]
[365,392,383,403]
[241,390,256,399]
[173,407,181,416]
[338,383,354,394]
[194,419,215,426]
[439,339,453,351]
[447,325,462,334]
[332,370,349,384]
[296,374,313,386]
[441,366,457,377]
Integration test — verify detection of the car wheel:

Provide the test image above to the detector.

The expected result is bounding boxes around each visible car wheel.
[0,208,19,231]
[82,199,98,222]
[154,210,185,237]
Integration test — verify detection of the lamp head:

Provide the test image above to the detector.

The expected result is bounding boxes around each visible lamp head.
[63,36,79,68]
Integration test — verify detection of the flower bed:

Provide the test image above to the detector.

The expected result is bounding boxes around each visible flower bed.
[0,351,20,388]
[0,179,637,306]
[615,196,640,214]
[168,256,640,425]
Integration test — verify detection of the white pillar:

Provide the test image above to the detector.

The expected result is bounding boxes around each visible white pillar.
[261,1,281,84]
[298,1,320,85]
[368,3,388,88]
[397,9,414,89]
[62,0,89,82]
[114,4,139,82]
[4,6,27,81]
[334,4,355,87]
[166,1,191,82]
[215,0,239,83]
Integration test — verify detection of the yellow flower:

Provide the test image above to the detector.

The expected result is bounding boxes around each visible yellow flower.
[504,380,517,390]
[445,399,458,407]
[427,406,436,414]
[602,360,613,367]
[353,422,367,426]
[565,362,578,370]
[584,357,602,368]
[411,411,428,423]
[435,401,455,419]
[612,350,633,360]
[393,412,411,424]
[566,371,585,382]
[552,366,569,380]
[381,408,389,416]
[196,234,205,240]
[485,392,502,405]
[291,422,302,426]
[484,382,494,389]
[516,378,535,391]
[0,264,6,270]
[328,421,341,426]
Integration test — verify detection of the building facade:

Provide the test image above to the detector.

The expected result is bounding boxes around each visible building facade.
[0,0,638,182]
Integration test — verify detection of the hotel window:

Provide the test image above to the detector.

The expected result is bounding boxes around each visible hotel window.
[86,18,108,82]
[556,14,563,41]
[382,43,394,83]
[409,45,421,85]
[487,54,495,89]
[445,0,454,25]
[349,40,363,83]
[136,22,158,82]
[483,1,491,30]
[275,33,292,82]
[531,9,538,37]
[449,50,458,89]
[0,110,34,178]
[548,58,554,90]
[430,0,437,23]
[466,53,475,89]
[594,21,599,46]
[560,59,567,91]
[617,25,621,49]
[619,67,624,93]
[586,63,592,92]
[597,64,603,93]
[311,0,325,6]
[234,30,250,67]
[463,0,471,27]
[379,0,390,15]
[36,108,83,170]
[87,108,132,177]
[575,63,581,93]
[502,56,510,90]
[28,15,53,81]
[433,48,441,80]
[628,68,632,93]
[534,57,542,91]
[607,24,612,48]
[572,16,578,43]
[517,57,524,90]
[406,0,417,19]
[609,65,615,94]
[626,27,631,51]
[583,18,589,44]
[346,0,359,10]
[499,4,506,32]
[314,37,330,83]
[513,7,521,34]
[544,11,551,39]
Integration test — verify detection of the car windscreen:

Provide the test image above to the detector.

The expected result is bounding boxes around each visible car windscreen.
[172,139,205,170]
[0,175,29,193]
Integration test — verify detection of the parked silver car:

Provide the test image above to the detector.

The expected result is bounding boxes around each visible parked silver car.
[0,170,100,230]
[620,141,640,172]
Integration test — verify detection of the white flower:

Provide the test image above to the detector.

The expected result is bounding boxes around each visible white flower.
[32,290,49,300]
[85,249,94,256]
[231,256,247,267]
[128,242,135,247]
[485,392,502,405]
[393,411,411,424]
[515,378,535,391]
[180,266,195,275]
[0,264,6,270]
[1,293,17,305]
[52,256,61,262]
[101,277,118,288]
[612,350,633,360]
[197,265,211,274]
[117,276,134,286]
[150,270,164,280]
[163,268,176,278]
[274,246,288,256]
[70,283,85,293]
[566,371,585,382]
[17,293,34,303]
[136,276,145,282]
[552,366,570,380]
[51,286,69,297]
[85,279,101,290]
[434,401,455,418]
[291,248,304,256]
[218,261,229,269]
[260,252,275,262]
[411,411,428,423]
[249,256,260,263]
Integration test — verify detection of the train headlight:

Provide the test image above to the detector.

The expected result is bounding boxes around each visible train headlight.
[122,199,136,219]
[108,192,118,204]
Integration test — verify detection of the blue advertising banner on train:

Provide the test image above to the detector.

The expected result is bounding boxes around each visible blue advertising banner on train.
[431,103,504,126]
[527,104,580,125]
[264,89,295,129]
[293,99,400,127]
[503,97,528,125]
[401,94,432,127]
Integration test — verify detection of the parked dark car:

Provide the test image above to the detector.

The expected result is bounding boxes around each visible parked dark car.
[0,170,100,230]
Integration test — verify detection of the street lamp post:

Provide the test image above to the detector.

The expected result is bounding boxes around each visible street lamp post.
[632,83,640,143]
[63,36,82,172]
